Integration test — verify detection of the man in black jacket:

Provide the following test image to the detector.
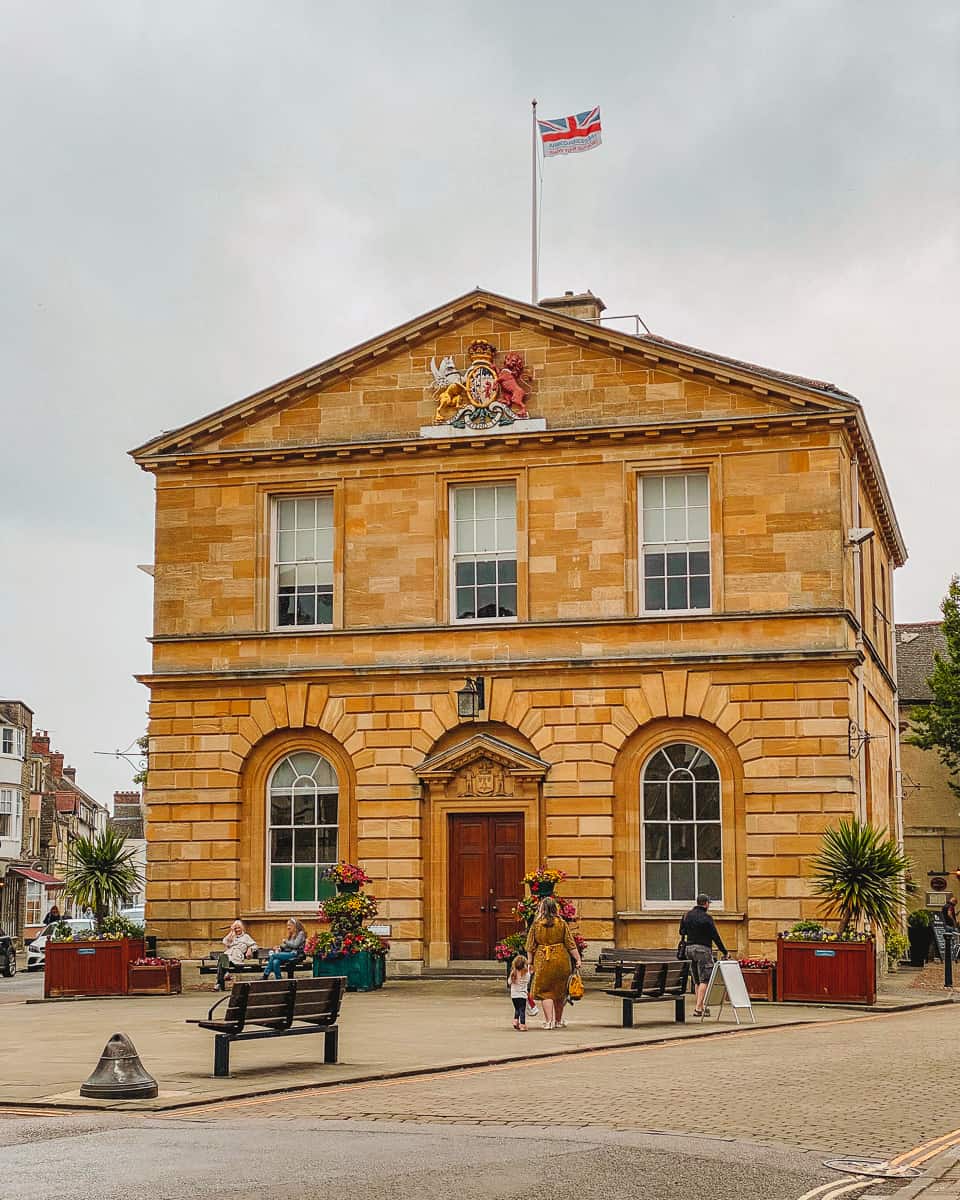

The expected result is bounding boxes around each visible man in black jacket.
[680,894,728,1017]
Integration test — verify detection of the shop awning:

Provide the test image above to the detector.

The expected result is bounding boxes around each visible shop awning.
[7,867,64,889]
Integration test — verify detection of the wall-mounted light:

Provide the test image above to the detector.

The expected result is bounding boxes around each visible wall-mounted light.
[847,527,875,546]
[456,677,486,720]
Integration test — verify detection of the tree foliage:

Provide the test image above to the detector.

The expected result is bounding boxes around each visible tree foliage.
[908,575,960,798]
[809,816,910,933]
[63,828,142,934]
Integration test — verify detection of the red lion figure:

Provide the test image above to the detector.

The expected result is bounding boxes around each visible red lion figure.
[496,352,531,417]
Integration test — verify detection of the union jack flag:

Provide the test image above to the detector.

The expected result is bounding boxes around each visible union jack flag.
[537,107,602,158]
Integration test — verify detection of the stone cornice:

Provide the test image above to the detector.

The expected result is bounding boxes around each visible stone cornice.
[138,408,853,478]
[137,646,862,687]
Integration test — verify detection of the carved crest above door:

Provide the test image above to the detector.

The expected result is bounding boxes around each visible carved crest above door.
[416,732,550,795]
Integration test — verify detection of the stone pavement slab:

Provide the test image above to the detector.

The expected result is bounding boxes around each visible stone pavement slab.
[0,977,890,1111]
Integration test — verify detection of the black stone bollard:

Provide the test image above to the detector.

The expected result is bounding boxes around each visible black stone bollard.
[945,931,955,988]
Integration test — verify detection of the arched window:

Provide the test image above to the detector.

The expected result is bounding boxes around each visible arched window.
[267,751,338,907]
[642,742,722,906]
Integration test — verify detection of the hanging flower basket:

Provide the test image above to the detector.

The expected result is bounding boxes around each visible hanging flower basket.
[522,866,566,897]
[322,862,372,893]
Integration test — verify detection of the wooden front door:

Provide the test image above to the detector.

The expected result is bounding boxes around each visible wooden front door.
[448,813,524,960]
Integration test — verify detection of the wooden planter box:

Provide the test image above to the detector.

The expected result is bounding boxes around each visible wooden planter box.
[313,950,386,991]
[44,938,145,998]
[128,961,182,995]
[741,966,776,1001]
[777,936,876,1005]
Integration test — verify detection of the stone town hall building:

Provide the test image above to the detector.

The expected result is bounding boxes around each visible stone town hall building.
[132,288,905,969]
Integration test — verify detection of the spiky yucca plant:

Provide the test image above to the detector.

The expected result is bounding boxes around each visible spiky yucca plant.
[64,828,142,935]
[809,817,910,933]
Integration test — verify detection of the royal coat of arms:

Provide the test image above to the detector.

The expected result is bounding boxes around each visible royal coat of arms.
[430,340,532,431]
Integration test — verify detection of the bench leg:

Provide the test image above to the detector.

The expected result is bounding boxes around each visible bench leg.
[324,1027,339,1064]
[674,996,685,1023]
[213,1034,231,1078]
[621,998,634,1029]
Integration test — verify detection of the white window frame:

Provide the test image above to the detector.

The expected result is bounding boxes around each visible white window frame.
[1,727,24,759]
[265,752,339,912]
[0,788,22,842]
[449,483,519,625]
[638,473,712,617]
[640,743,723,910]
[270,494,335,632]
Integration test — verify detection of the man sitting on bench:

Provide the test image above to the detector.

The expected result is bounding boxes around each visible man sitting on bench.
[217,920,258,991]
[680,894,728,1017]
[262,918,307,979]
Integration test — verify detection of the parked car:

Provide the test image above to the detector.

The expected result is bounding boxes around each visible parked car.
[0,927,16,977]
[120,906,145,926]
[26,919,94,971]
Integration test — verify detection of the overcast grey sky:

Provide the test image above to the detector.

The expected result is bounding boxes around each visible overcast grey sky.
[1,0,957,806]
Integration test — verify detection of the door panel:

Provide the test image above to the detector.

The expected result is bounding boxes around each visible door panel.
[490,816,524,947]
[449,813,524,959]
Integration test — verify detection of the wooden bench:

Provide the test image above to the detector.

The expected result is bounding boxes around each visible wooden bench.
[604,960,691,1028]
[188,976,346,1077]
[198,947,313,982]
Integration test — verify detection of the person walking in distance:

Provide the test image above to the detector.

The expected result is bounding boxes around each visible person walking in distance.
[681,894,728,1017]
[508,954,531,1031]
[941,894,958,929]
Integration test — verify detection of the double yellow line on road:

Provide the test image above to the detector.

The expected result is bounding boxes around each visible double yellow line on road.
[798,1125,960,1200]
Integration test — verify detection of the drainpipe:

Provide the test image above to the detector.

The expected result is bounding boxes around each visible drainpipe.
[850,455,867,822]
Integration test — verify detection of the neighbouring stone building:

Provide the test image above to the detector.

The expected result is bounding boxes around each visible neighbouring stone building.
[897,621,960,904]
[0,700,33,937]
[109,790,147,908]
[132,288,906,968]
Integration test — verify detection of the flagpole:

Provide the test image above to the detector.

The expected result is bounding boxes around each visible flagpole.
[531,98,538,304]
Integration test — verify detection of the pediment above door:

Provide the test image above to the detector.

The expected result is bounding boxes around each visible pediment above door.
[415,733,550,793]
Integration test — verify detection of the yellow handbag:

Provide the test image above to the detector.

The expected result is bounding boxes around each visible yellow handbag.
[568,970,584,1001]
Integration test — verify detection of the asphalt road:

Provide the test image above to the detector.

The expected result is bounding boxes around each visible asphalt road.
[0,1112,833,1200]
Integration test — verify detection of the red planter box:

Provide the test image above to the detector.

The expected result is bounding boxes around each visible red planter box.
[44,938,145,998]
[741,966,776,1001]
[777,936,876,1005]
[128,961,182,995]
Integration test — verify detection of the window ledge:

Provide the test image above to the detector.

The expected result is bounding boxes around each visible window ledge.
[616,910,746,922]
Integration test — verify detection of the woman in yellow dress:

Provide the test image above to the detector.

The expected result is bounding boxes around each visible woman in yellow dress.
[525,896,582,1029]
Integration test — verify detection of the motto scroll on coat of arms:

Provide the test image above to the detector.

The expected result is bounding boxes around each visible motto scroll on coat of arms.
[430,340,532,431]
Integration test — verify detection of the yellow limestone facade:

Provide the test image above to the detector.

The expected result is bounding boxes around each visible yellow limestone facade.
[132,289,906,969]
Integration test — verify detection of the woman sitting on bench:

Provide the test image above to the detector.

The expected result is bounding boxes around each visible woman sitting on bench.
[216,919,258,990]
[262,918,306,980]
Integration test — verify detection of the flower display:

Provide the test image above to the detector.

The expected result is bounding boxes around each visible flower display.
[494,932,527,962]
[131,957,180,966]
[307,870,389,964]
[513,894,577,926]
[782,920,871,943]
[321,891,378,932]
[739,957,775,970]
[521,866,567,895]
[322,862,373,886]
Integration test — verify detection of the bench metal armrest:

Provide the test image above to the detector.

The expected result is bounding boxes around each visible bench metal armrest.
[205,993,230,1021]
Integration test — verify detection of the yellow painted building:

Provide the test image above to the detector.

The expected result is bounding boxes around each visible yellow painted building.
[132,288,906,969]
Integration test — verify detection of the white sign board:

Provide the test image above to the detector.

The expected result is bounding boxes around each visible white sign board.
[702,960,755,1024]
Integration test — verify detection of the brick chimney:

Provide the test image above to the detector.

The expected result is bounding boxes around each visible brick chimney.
[32,731,50,756]
[539,289,606,322]
[49,751,64,780]
[113,790,142,819]
[63,766,76,782]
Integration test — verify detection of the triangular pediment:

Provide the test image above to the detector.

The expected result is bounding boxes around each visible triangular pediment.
[130,288,860,463]
[416,733,550,781]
